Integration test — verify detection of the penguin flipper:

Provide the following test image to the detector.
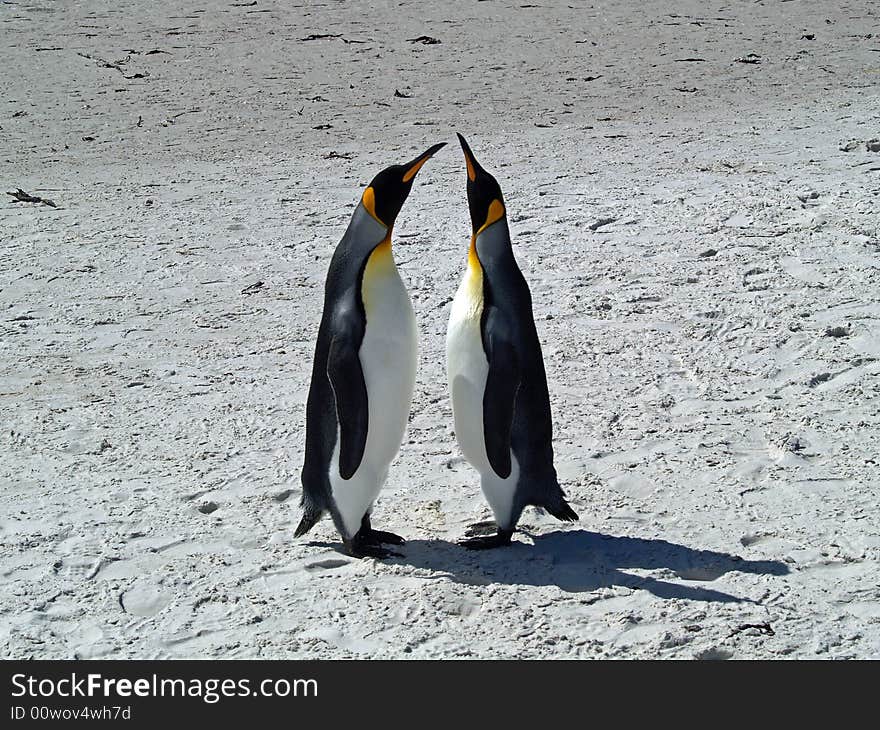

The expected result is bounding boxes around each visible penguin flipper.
[327,324,368,480]
[482,317,521,480]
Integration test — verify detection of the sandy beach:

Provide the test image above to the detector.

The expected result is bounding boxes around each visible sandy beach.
[1,0,879,658]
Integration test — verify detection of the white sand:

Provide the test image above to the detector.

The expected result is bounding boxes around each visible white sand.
[2,0,879,659]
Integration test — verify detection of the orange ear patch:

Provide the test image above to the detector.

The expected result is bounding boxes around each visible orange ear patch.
[477,199,505,234]
[362,186,384,225]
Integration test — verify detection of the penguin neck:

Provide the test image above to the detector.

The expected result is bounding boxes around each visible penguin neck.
[472,217,514,271]
[368,232,395,270]
[361,232,401,317]
[341,203,392,263]
[467,234,481,274]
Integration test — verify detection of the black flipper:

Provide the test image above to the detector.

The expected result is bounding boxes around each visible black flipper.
[482,312,520,479]
[326,315,368,480]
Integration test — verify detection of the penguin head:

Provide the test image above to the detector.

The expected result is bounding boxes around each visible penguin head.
[457,133,506,234]
[361,142,446,227]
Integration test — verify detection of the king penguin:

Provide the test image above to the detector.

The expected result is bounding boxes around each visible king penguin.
[296,142,446,558]
[446,134,578,549]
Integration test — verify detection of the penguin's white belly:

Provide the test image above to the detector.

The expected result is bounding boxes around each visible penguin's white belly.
[330,247,416,539]
[446,265,519,529]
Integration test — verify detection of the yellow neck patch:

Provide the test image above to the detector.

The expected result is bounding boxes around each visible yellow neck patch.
[462,235,485,312]
[467,235,480,273]
[361,234,394,315]
[467,198,505,273]
[362,186,385,226]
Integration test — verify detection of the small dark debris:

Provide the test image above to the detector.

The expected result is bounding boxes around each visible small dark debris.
[735,54,762,64]
[198,501,219,514]
[801,33,815,40]
[7,188,57,208]
[145,48,171,54]
[699,248,718,258]
[300,33,342,41]
[241,281,265,295]
[406,35,441,44]
[313,124,332,130]
[588,217,617,231]
[324,151,354,160]
[824,326,850,338]
[82,135,95,141]
[729,622,774,637]
[797,190,819,203]
[675,86,698,93]
[394,89,412,98]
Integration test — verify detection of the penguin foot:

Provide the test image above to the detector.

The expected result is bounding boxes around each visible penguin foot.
[362,528,405,545]
[459,529,513,550]
[358,515,404,546]
[464,520,498,537]
[345,537,402,560]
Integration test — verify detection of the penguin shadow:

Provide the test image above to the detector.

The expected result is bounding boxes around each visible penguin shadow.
[392,529,790,603]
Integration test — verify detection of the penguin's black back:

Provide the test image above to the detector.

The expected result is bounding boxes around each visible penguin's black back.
[479,221,553,460]
[476,218,570,517]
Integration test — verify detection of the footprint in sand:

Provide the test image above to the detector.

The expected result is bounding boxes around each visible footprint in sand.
[120,581,172,617]
[304,559,351,571]
[695,647,733,660]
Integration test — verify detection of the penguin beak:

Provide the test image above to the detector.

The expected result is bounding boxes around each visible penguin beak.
[401,142,447,182]
[457,133,479,182]
[456,133,506,234]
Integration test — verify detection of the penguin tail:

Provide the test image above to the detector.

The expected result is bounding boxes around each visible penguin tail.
[294,504,323,538]
[540,483,579,523]
[546,499,579,523]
